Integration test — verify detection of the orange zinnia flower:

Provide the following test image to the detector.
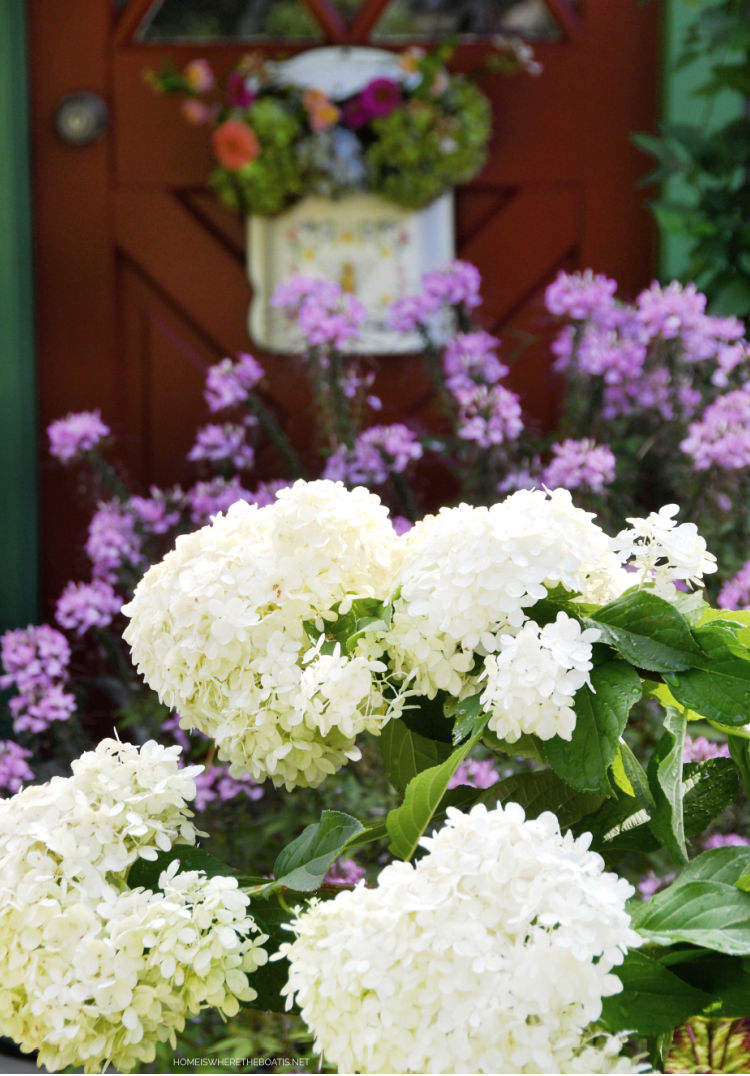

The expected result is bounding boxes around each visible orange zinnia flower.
[212,120,260,170]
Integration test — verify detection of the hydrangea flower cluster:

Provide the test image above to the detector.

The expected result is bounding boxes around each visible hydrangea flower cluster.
[123,481,408,790]
[388,488,627,705]
[323,423,423,486]
[611,504,717,592]
[0,624,75,733]
[47,408,110,462]
[280,801,641,1074]
[55,579,122,635]
[480,612,601,742]
[0,739,267,1074]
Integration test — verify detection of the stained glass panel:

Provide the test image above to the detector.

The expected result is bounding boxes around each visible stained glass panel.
[137,0,323,43]
[371,0,573,42]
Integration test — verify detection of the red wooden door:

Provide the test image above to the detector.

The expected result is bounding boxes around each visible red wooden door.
[28,0,660,606]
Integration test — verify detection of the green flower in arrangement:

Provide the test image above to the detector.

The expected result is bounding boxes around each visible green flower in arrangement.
[149,41,535,216]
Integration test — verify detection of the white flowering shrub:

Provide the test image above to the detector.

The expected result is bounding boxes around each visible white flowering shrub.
[123,480,408,789]
[10,479,750,1073]
[0,739,267,1073]
[280,802,642,1074]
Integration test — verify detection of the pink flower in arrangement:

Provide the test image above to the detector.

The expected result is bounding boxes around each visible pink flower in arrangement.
[718,560,750,610]
[359,77,402,119]
[47,410,110,462]
[703,833,750,850]
[183,58,215,94]
[541,438,617,494]
[341,97,371,129]
[188,423,256,471]
[181,99,213,126]
[212,119,260,170]
[226,70,256,109]
[302,88,340,132]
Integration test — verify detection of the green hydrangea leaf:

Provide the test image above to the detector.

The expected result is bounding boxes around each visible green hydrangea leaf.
[586,589,706,672]
[544,661,642,794]
[600,950,711,1035]
[271,811,364,892]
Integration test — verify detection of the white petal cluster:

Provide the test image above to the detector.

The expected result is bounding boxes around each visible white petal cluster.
[388,488,626,699]
[123,481,406,790]
[280,801,642,1075]
[480,612,600,741]
[0,740,267,1074]
[612,503,717,592]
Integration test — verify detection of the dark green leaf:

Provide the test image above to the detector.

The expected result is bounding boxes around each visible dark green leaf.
[587,589,706,672]
[661,950,750,1019]
[446,691,488,745]
[127,844,235,891]
[477,768,604,829]
[544,661,642,794]
[647,709,688,864]
[682,758,739,837]
[664,652,750,727]
[600,950,711,1035]
[729,734,750,797]
[386,735,480,860]
[271,811,364,892]
[632,849,750,955]
[245,897,296,1013]
[379,719,453,793]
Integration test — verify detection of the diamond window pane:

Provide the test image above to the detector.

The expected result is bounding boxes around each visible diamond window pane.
[137,0,324,43]
[371,0,572,42]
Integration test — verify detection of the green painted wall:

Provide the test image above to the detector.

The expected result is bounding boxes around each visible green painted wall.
[0,0,38,631]
[659,0,744,280]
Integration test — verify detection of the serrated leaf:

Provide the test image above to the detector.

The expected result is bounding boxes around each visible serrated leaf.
[632,848,750,955]
[386,735,480,860]
[600,950,711,1036]
[477,768,603,829]
[271,811,364,892]
[446,691,488,745]
[664,652,750,727]
[648,709,688,864]
[682,758,738,837]
[127,844,235,891]
[587,590,706,672]
[544,661,642,794]
[379,719,453,793]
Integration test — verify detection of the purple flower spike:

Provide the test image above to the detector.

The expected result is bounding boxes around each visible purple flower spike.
[48,410,110,462]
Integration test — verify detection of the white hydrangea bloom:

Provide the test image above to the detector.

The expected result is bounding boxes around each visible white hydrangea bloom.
[0,738,202,897]
[0,741,267,1074]
[123,481,407,789]
[280,801,643,1075]
[389,488,626,699]
[480,612,601,742]
[611,504,717,592]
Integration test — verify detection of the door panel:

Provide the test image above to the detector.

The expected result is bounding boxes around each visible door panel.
[28,0,660,606]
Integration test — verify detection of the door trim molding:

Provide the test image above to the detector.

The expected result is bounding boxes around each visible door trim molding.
[0,0,38,630]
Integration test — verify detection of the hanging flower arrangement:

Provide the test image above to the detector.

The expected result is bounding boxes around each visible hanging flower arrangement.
[147,41,538,217]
